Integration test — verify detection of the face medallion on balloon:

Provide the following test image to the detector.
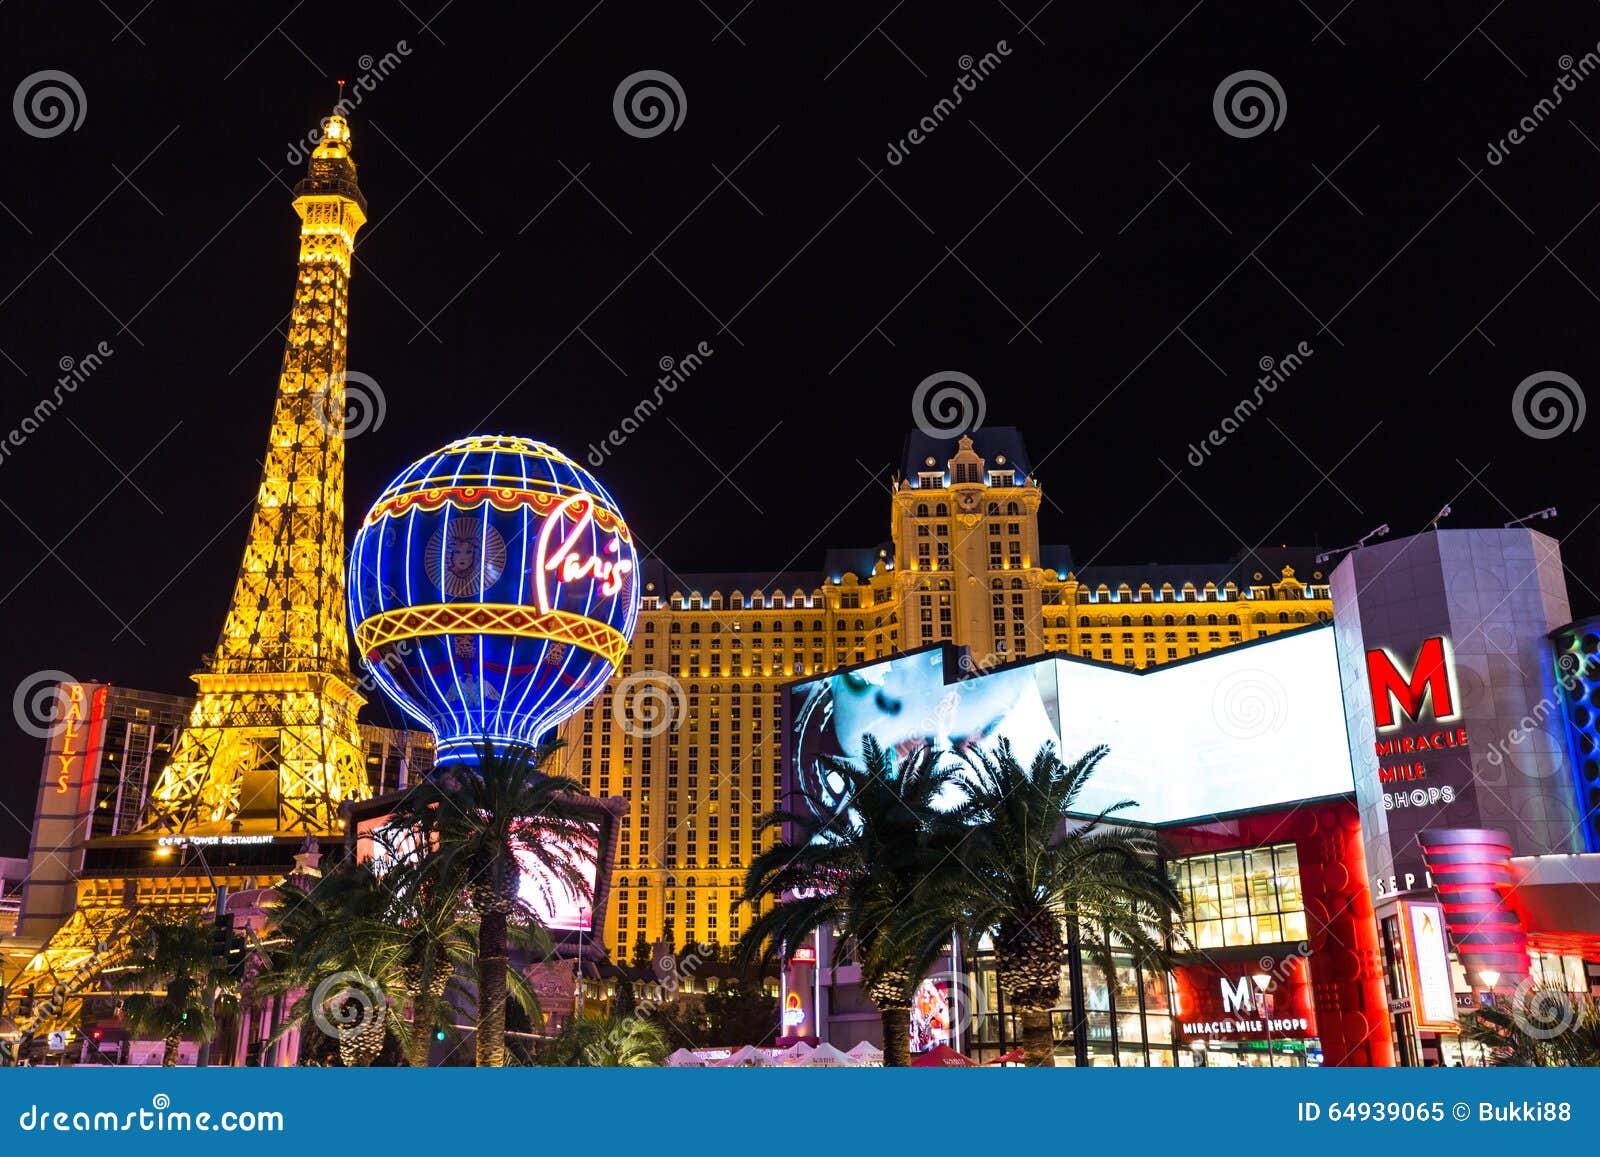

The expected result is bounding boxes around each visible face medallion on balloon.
[425,517,507,597]
[348,434,640,767]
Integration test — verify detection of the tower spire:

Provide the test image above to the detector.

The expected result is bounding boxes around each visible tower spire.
[144,98,372,835]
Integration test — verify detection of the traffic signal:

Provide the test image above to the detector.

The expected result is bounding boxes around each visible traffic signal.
[211,916,232,962]
[212,912,248,976]
[434,1029,446,1042]
[91,1029,102,1041]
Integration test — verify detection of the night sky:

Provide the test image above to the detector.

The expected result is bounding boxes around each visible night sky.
[2,2,1598,855]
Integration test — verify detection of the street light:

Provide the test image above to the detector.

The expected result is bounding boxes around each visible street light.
[1479,969,1500,1007]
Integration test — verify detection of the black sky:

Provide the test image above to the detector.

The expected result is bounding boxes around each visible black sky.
[3,2,1598,854]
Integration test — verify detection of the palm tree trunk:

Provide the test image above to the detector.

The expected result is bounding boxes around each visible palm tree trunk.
[476,909,508,1067]
[408,994,435,1068]
[1019,1009,1056,1067]
[163,1030,181,1068]
[880,1008,911,1067]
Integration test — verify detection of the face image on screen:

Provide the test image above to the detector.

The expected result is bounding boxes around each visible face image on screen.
[786,650,1059,817]
[909,977,952,1054]
[355,814,600,934]
[788,628,1354,824]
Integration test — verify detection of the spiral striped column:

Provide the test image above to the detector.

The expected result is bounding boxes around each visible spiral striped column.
[1418,828,1529,981]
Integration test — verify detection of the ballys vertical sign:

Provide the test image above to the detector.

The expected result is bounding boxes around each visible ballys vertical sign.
[54,684,88,794]
[1365,635,1469,816]
[51,683,106,800]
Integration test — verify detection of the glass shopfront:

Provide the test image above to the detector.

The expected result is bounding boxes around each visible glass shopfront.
[1171,842,1306,949]
[966,925,1180,1066]
[1168,842,1320,1066]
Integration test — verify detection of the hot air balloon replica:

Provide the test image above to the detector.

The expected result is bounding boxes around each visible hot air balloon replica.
[347,434,640,768]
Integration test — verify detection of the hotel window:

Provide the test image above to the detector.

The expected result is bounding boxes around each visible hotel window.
[1171,843,1306,949]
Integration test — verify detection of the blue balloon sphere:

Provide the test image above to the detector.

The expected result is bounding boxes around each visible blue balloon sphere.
[349,434,639,767]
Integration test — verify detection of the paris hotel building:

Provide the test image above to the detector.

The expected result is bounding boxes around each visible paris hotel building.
[553,426,1334,957]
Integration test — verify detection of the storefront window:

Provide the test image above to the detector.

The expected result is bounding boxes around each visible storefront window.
[967,929,1178,1066]
[1172,843,1305,948]
[1113,963,1141,1011]
[1530,950,1588,993]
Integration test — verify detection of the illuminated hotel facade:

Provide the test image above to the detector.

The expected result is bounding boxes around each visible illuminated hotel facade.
[553,427,1335,959]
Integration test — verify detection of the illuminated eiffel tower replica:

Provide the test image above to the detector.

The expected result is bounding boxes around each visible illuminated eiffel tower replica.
[0,106,376,1062]
[144,108,372,837]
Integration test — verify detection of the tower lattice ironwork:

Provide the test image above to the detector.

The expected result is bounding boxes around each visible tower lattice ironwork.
[145,108,372,835]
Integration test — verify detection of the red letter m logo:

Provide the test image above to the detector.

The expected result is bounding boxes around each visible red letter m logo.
[1367,636,1454,730]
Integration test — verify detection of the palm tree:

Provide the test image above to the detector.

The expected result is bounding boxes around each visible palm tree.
[537,1014,667,1066]
[256,863,410,1067]
[382,740,598,1066]
[389,878,479,1068]
[950,739,1184,1067]
[115,909,234,1067]
[1463,987,1600,1066]
[739,737,964,1066]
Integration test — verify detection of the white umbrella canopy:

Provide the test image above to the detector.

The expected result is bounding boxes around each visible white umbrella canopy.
[845,1041,884,1066]
[665,1048,708,1067]
[799,1042,858,1067]
[776,1040,815,1065]
[718,1044,779,1067]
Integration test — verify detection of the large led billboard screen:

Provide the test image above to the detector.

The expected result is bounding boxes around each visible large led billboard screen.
[354,810,604,935]
[785,625,1354,825]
